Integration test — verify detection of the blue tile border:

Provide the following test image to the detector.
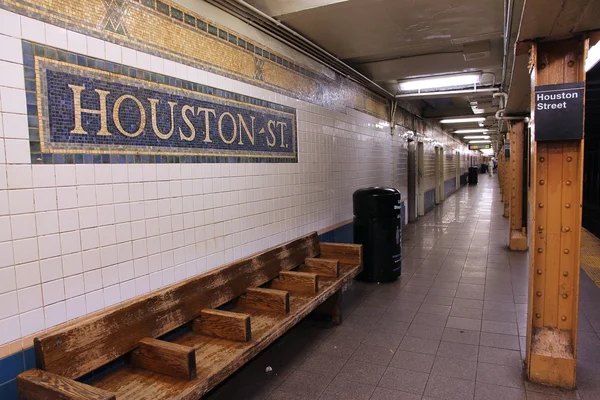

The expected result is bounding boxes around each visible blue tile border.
[444,178,457,198]
[424,189,435,214]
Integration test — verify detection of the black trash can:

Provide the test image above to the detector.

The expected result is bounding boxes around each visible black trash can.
[469,166,479,185]
[353,187,402,282]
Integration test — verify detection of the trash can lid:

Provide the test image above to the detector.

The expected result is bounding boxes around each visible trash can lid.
[353,187,401,218]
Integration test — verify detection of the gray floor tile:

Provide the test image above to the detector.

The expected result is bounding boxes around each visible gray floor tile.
[389,350,435,373]
[399,335,440,355]
[437,341,479,361]
[482,309,517,323]
[424,374,475,400]
[481,320,518,335]
[406,323,445,340]
[352,305,387,318]
[277,370,333,399]
[474,382,526,400]
[442,327,481,345]
[378,366,430,394]
[418,303,451,316]
[423,294,456,306]
[268,390,315,400]
[369,387,422,400]
[412,312,449,327]
[297,352,347,377]
[447,316,482,331]
[336,360,386,386]
[478,346,522,368]
[431,356,478,380]
[362,331,404,349]
[317,334,363,359]
[453,298,484,310]
[351,343,395,366]
[320,377,376,400]
[451,306,483,319]
[479,332,520,350]
[476,362,524,389]
[373,320,410,336]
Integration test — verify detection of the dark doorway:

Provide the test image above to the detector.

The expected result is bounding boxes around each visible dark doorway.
[584,65,600,237]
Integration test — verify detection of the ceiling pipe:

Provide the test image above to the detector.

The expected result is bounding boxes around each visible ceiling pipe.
[395,87,499,99]
[495,109,530,122]
[207,0,394,99]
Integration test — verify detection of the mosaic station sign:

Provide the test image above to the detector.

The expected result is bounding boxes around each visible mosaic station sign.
[30,48,298,164]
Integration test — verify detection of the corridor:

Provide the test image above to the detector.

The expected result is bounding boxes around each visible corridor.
[207,176,600,400]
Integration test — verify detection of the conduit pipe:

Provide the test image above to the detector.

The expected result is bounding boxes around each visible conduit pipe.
[495,109,530,123]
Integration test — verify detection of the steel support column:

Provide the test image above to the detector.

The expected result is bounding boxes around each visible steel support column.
[526,38,586,388]
[509,121,528,250]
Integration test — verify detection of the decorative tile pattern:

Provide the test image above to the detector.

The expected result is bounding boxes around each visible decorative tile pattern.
[25,42,297,164]
[0,0,388,119]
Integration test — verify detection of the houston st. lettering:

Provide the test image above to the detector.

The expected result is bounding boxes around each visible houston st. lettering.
[67,83,290,148]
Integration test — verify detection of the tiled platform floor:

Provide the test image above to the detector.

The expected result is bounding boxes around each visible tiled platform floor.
[207,176,600,400]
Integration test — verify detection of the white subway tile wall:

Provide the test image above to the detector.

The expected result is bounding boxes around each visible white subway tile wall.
[0,9,476,346]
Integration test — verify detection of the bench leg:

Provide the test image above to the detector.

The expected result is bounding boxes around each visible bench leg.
[310,289,343,326]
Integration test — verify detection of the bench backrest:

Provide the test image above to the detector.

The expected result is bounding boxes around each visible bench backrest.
[34,233,320,380]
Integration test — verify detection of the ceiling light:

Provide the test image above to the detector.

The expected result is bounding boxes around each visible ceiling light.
[587,42,600,72]
[399,73,480,91]
[463,135,490,140]
[469,140,492,144]
[440,117,486,124]
[455,129,489,134]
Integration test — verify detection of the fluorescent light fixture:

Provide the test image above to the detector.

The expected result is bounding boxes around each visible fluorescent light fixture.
[455,128,489,134]
[469,140,491,144]
[587,42,600,72]
[399,73,480,91]
[440,117,486,124]
[463,135,490,140]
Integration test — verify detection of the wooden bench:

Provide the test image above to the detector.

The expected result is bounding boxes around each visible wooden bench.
[17,232,362,400]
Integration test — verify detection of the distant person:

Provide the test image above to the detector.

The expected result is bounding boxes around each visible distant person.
[493,158,498,173]
[488,160,494,177]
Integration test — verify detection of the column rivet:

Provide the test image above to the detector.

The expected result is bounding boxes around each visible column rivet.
[568,60,575,67]
[536,313,541,318]
[566,203,571,209]
[536,291,542,297]
[563,293,568,299]
[566,180,572,186]
[564,227,571,232]
[561,316,567,321]
[537,248,543,253]
[563,271,569,277]
[564,249,570,254]
[539,180,545,185]
[539,203,544,208]
[538,225,543,230]
[567,156,573,162]
[540,157,545,162]
[537,269,543,275]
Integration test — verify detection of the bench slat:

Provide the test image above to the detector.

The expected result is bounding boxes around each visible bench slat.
[271,271,318,294]
[17,369,116,400]
[301,258,340,277]
[320,243,362,265]
[130,338,196,381]
[34,233,320,379]
[192,309,251,342]
[236,288,290,314]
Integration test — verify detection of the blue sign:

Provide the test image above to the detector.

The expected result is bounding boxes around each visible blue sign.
[35,58,297,163]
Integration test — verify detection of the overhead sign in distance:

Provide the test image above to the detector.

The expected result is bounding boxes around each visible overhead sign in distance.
[469,144,491,150]
[534,82,584,141]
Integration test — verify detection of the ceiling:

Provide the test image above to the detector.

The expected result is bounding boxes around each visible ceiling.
[246,0,513,145]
